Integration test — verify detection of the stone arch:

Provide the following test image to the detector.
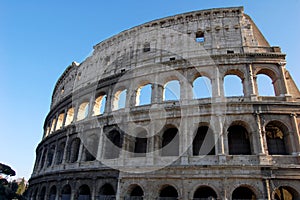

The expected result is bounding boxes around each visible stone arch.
[50,118,57,133]
[161,125,179,156]
[193,185,218,199]
[82,134,98,162]
[55,141,65,165]
[46,144,56,167]
[193,75,212,99]
[227,121,252,155]
[163,80,180,101]
[231,185,257,200]
[133,128,148,157]
[65,107,74,126]
[40,148,47,169]
[255,67,280,96]
[56,112,65,130]
[112,88,127,110]
[93,92,107,116]
[68,138,81,163]
[265,120,290,155]
[104,129,123,159]
[49,185,57,200]
[126,184,144,198]
[159,184,179,199]
[78,184,91,200]
[61,184,72,200]
[99,183,116,199]
[193,125,215,156]
[77,101,89,121]
[272,185,300,200]
[40,186,46,200]
[135,82,152,106]
[32,187,39,200]
[224,69,245,97]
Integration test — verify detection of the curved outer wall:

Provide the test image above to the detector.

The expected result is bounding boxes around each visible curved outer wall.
[29,7,300,200]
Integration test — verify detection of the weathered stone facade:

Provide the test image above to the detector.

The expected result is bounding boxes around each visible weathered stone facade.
[28,7,300,200]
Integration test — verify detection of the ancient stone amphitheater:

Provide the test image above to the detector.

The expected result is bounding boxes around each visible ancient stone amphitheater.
[28,7,300,200]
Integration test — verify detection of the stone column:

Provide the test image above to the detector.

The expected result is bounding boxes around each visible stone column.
[105,88,113,113]
[96,127,104,160]
[246,64,257,100]
[77,142,84,162]
[290,113,300,155]
[254,112,266,155]
[278,62,290,96]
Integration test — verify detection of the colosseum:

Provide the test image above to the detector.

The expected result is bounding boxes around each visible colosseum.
[28,6,300,200]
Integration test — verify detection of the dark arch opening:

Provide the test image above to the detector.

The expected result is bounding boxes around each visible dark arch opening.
[232,186,256,200]
[274,186,299,200]
[193,186,217,199]
[49,186,57,200]
[55,142,65,165]
[228,125,251,155]
[193,126,215,156]
[160,185,178,198]
[99,184,116,199]
[104,130,123,159]
[69,138,81,163]
[161,127,179,156]
[130,185,144,197]
[266,121,288,155]
[78,185,91,200]
[61,184,71,200]
[47,145,56,167]
[133,130,147,157]
[40,187,46,200]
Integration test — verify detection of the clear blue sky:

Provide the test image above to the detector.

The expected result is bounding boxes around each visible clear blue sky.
[0,0,299,180]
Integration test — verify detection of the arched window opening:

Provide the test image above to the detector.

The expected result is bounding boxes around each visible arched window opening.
[104,130,123,159]
[46,145,55,167]
[274,186,299,200]
[163,80,180,101]
[40,149,47,169]
[159,185,178,199]
[99,184,116,200]
[193,186,217,199]
[45,126,50,137]
[228,125,251,155]
[78,185,91,200]
[224,75,244,97]
[40,187,46,200]
[69,138,81,163]
[193,76,212,99]
[32,188,38,200]
[193,126,215,156]
[256,74,275,96]
[61,185,71,200]
[82,135,98,162]
[136,84,152,106]
[93,94,107,116]
[130,185,144,198]
[49,186,57,200]
[77,102,89,121]
[161,127,179,156]
[232,186,256,200]
[266,122,288,155]
[56,113,65,130]
[50,119,56,133]
[134,131,147,157]
[55,142,65,165]
[65,107,74,126]
[113,89,127,111]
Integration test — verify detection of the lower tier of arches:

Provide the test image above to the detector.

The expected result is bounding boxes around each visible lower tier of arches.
[28,167,300,200]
